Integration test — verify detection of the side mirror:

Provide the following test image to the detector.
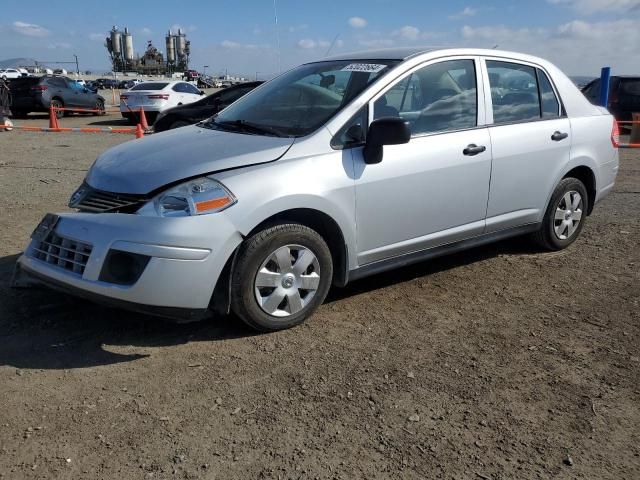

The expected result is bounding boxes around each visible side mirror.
[200,90,205,95]
[363,117,411,164]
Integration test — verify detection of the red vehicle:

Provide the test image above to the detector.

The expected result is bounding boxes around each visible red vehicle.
[183,70,200,81]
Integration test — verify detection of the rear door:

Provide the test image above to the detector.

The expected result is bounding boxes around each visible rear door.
[482,58,570,231]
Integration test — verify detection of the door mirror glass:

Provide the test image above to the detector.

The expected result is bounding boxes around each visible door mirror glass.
[364,117,411,164]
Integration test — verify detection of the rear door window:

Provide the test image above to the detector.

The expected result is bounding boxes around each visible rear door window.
[536,69,560,118]
[47,78,67,89]
[486,61,541,124]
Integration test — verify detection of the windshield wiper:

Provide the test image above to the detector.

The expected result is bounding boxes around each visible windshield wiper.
[214,119,286,137]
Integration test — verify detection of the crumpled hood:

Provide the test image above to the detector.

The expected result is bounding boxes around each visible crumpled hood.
[85,125,294,194]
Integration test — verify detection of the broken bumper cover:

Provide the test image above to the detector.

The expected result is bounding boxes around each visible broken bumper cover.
[16,211,243,320]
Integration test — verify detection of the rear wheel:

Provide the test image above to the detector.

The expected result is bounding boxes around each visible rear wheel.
[533,177,588,251]
[93,99,105,116]
[231,223,333,331]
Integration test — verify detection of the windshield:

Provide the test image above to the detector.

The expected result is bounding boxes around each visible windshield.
[207,60,399,137]
[131,82,168,91]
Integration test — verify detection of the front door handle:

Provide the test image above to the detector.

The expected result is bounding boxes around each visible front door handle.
[551,131,569,141]
[463,144,486,156]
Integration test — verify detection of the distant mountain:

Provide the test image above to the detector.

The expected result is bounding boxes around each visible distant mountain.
[0,57,38,69]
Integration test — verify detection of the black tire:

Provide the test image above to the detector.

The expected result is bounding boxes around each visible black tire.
[231,223,333,332]
[169,120,190,130]
[93,99,105,116]
[533,177,588,251]
[50,98,64,118]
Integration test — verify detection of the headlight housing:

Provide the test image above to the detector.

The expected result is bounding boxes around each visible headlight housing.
[138,177,237,217]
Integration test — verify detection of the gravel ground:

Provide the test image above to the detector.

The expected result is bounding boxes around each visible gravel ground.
[0,118,638,479]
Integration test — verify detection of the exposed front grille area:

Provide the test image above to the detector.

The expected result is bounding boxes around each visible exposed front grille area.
[31,231,93,275]
[70,183,147,213]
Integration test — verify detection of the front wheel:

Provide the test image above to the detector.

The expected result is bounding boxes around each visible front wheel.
[231,223,333,331]
[533,177,588,251]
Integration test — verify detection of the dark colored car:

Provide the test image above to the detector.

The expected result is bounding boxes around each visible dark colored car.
[153,81,262,132]
[582,76,640,125]
[84,81,99,93]
[94,78,119,90]
[9,76,105,118]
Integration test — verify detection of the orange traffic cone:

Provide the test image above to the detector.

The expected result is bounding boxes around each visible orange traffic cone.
[49,104,59,129]
[135,123,144,139]
[138,107,149,131]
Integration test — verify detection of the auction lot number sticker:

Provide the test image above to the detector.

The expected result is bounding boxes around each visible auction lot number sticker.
[341,63,387,73]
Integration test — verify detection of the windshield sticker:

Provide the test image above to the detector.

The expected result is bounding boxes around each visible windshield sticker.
[341,63,387,73]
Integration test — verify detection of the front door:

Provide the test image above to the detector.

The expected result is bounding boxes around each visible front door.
[353,58,492,265]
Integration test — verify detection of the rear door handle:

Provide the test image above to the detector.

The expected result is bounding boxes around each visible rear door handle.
[551,131,569,141]
[463,144,486,156]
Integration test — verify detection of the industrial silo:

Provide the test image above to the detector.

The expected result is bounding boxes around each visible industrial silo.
[165,31,176,64]
[123,27,134,62]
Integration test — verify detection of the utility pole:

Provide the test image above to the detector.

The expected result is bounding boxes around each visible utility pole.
[73,54,79,75]
[203,65,208,77]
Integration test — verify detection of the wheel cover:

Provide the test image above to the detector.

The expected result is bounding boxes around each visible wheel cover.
[254,244,321,317]
[553,190,583,240]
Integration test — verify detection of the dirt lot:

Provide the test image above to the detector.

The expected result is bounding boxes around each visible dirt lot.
[0,115,638,479]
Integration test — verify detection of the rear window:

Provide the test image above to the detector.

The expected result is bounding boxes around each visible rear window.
[131,82,168,91]
[620,79,640,95]
[8,77,40,87]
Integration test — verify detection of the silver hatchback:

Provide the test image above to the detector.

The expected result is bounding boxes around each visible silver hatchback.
[16,48,619,331]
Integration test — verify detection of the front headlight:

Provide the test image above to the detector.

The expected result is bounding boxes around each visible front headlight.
[138,177,237,217]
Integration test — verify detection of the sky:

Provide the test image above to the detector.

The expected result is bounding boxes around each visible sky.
[0,0,639,78]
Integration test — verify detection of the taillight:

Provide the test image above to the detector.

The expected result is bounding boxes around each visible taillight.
[611,119,620,148]
[147,94,170,100]
[30,85,48,92]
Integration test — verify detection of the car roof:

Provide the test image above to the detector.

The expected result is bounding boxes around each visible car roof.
[322,47,562,66]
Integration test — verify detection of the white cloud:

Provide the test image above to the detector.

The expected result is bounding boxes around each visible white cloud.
[460,19,639,75]
[220,40,265,50]
[394,25,420,40]
[47,42,71,49]
[288,24,309,32]
[358,38,395,47]
[13,21,49,37]
[170,24,197,34]
[89,33,104,41]
[449,6,478,19]
[348,17,368,28]
[298,38,316,49]
[547,0,640,13]
[140,27,152,36]
[221,40,242,48]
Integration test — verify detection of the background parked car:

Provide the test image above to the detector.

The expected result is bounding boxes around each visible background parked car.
[582,76,640,127]
[0,68,27,80]
[94,78,119,90]
[9,76,105,118]
[153,81,262,132]
[119,81,204,124]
